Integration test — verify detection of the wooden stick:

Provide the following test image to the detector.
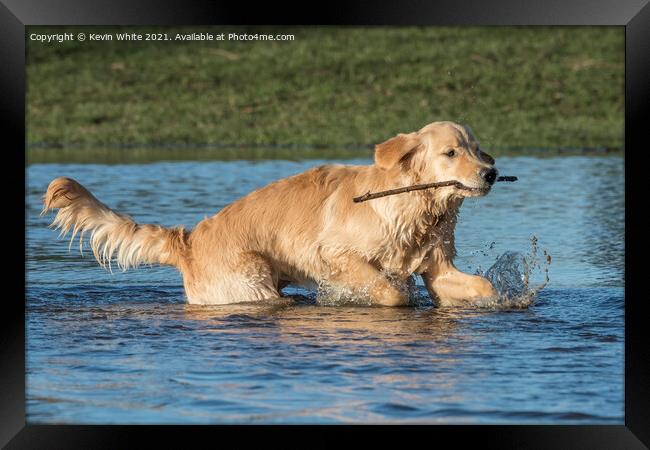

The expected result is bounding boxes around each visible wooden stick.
[353,176,518,203]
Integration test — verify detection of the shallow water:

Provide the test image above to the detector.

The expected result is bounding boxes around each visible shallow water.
[26,156,624,424]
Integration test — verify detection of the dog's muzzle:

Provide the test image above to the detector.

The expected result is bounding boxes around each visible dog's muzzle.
[480,168,498,185]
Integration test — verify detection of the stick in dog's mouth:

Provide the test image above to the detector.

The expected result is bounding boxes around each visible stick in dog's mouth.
[352,176,518,203]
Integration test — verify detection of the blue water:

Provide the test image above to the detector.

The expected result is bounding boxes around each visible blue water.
[26,156,624,424]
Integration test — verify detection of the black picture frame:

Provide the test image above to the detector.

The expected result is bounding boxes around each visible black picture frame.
[3,1,648,448]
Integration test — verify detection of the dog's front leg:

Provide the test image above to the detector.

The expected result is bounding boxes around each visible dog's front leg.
[422,260,498,307]
[324,254,408,306]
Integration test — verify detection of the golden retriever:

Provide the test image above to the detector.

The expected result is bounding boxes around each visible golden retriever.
[42,121,499,306]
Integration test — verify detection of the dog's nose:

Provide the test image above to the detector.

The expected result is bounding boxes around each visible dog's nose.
[481,168,498,185]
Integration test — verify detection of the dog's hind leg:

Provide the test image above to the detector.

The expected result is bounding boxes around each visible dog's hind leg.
[184,252,281,305]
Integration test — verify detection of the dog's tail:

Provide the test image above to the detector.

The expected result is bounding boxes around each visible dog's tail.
[42,177,189,271]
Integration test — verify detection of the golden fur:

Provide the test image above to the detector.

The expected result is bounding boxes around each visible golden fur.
[43,121,499,306]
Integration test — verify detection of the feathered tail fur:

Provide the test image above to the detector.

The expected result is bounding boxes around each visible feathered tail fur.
[42,177,189,271]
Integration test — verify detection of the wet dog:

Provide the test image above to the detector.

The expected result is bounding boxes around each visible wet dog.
[43,121,499,306]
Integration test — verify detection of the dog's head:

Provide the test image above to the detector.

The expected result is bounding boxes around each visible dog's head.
[374,121,497,198]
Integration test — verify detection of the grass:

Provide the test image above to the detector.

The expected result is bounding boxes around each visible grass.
[27,26,624,154]
[27,146,622,165]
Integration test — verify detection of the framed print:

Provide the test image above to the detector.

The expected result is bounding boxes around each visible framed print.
[1,0,648,448]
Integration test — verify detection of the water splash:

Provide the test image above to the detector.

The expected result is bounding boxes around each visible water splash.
[314,237,550,309]
[315,273,417,307]
[316,284,374,306]
[474,236,551,309]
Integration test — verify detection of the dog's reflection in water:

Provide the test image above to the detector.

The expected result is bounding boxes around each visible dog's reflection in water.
[182,293,470,347]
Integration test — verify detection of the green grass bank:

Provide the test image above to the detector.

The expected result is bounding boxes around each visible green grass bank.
[27,26,624,155]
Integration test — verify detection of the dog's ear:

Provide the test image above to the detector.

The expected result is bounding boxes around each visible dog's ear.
[479,149,495,165]
[374,133,420,170]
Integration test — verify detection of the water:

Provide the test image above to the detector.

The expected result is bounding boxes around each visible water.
[26,156,624,424]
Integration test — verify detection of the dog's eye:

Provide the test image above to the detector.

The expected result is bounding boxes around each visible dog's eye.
[445,149,456,157]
